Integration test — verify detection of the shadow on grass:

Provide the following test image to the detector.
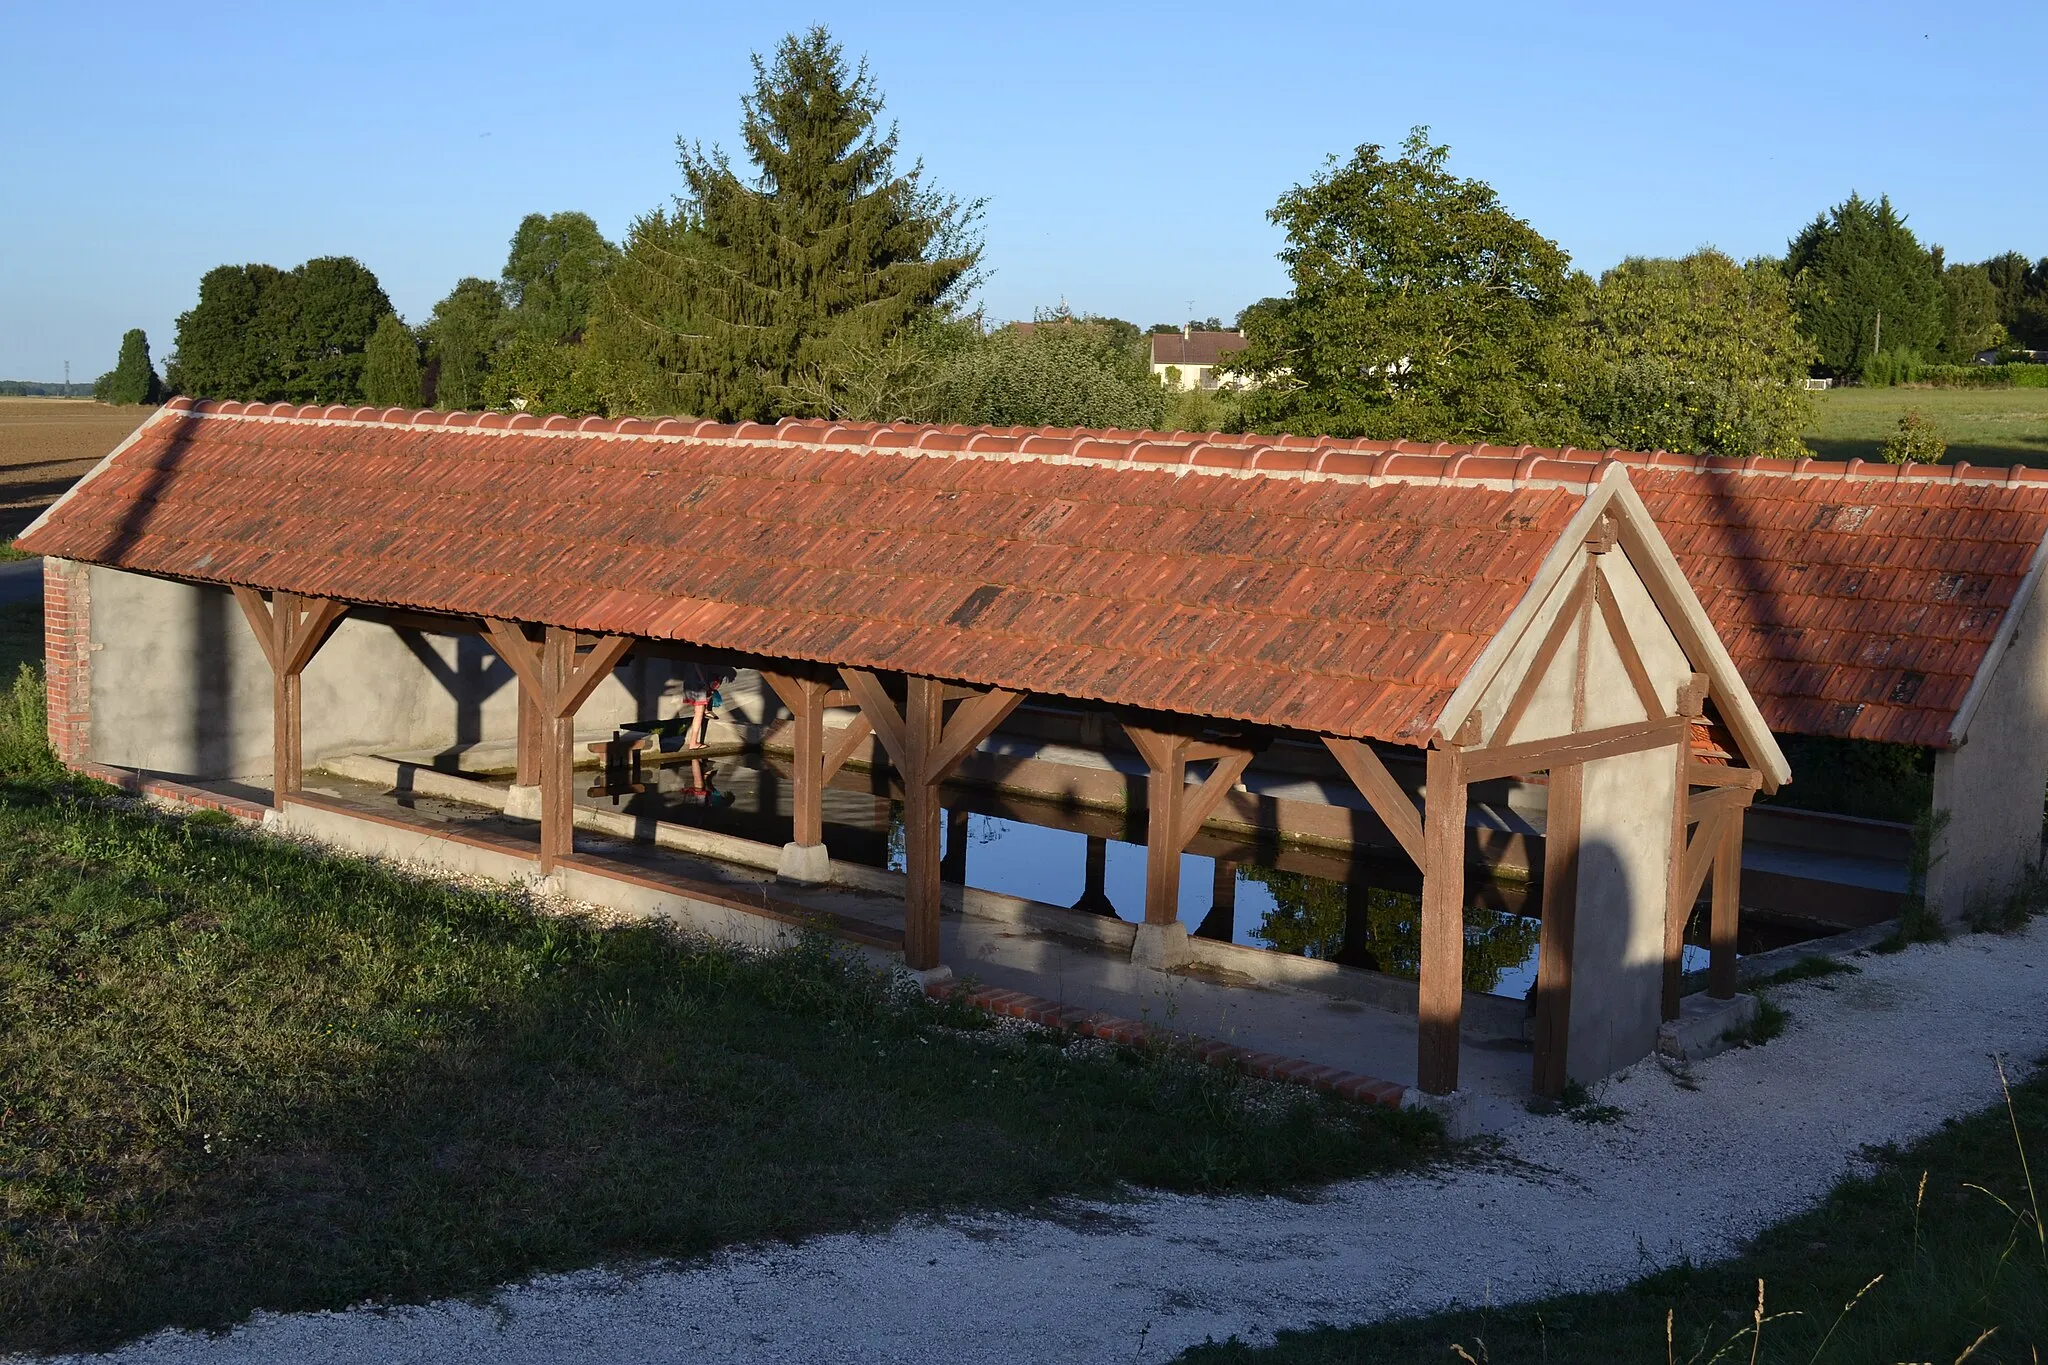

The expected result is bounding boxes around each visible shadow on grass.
[0,780,1443,1354]
[1806,437,2048,469]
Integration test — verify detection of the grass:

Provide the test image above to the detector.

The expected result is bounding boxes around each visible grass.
[1753,955,1860,989]
[1181,1059,2048,1364]
[0,599,37,680]
[1804,386,2048,468]
[0,671,1442,1354]
[0,539,31,561]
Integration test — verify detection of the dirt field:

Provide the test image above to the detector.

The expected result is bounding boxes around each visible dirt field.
[0,399,152,539]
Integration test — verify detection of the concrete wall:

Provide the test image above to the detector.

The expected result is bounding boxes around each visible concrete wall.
[1929,573,2048,919]
[85,567,684,780]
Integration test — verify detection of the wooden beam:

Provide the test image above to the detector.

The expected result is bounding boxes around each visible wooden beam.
[1493,568,1592,748]
[1678,801,1734,913]
[1126,726,1189,927]
[1710,804,1746,999]
[1594,570,1665,722]
[1687,784,1752,825]
[1418,742,1468,1095]
[820,713,873,783]
[928,687,1025,778]
[840,668,907,769]
[1531,761,1582,1098]
[516,674,540,786]
[1663,731,1691,1022]
[901,675,945,970]
[1176,750,1254,849]
[1687,762,1764,790]
[483,618,544,698]
[283,597,348,675]
[556,635,634,717]
[1322,737,1424,868]
[231,587,281,672]
[1461,716,1689,785]
[538,627,575,870]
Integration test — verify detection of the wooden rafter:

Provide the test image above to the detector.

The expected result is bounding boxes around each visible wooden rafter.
[1493,569,1592,748]
[1321,737,1424,868]
[1462,715,1688,784]
[1593,569,1665,721]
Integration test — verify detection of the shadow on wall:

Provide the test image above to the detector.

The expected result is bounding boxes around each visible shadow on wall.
[398,631,513,750]
[1566,836,1666,1084]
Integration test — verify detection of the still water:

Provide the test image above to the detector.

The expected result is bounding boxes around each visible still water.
[609,752,1714,1001]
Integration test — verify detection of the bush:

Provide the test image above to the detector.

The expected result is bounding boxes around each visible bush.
[1861,348,1927,386]
[1923,362,2048,388]
[1881,408,1946,464]
[0,663,59,781]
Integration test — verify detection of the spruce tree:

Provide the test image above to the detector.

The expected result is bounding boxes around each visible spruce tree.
[595,26,981,420]
[361,313,424,407]
[102,329,162,405]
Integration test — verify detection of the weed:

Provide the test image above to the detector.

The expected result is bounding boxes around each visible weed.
[1720,996,1787,1049]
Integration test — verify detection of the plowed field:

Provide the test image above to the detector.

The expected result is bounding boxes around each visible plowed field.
[0,399,151,539]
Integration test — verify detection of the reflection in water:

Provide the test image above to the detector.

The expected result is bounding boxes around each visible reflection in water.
[1245,867,1543,997]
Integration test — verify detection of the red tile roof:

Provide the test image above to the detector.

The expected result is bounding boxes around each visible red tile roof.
[1150,331,1247,368]
[18,401,1627,746]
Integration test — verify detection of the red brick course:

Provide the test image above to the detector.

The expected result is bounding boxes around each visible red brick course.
[928,980,1409,1108]
[40,558,90,767]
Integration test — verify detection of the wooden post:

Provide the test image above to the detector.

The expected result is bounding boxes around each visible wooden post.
[901,676,946,970]
[1136,732,1188,926]
[1664,678,1709,1021]
[840,669,1025,975]
[1337,874,1380,969]
[1418,741,1468,1095]
[759,671,873,881]
[484,620,634,875]
[1710,804,1745,999]
[1531,762,1583,1098]
[232,588,346,809]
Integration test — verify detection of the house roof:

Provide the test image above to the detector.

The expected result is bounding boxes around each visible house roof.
[16,400,1713,750]
[1150,331,1247,368]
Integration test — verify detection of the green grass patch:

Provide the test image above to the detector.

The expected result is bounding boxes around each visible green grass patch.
[1804,386,2048,468]
[1720,995,1788,1049]
[0,674,1442,1353]
[0,599,41,681]
[0,539,32,562]
[1182,1061,2048,1364]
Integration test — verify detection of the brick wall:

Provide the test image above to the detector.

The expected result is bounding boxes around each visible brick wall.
[41,558,91,768]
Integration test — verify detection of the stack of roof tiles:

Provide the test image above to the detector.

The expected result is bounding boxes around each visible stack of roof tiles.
[24,400,2048,750]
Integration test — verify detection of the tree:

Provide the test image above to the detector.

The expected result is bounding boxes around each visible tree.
[1573,251,1813,459]
[1939,263,2004,362]
[423,277,508,410]
[96,329,162,405]
[360,313,424,408]
[1244,867,1539,995]
[275,256,392,403]
[502,211,617,344]
[1227,128,1587,443]
[1783,194,1943,379]
[935,314,1165,429]
[592,26,982,421]
[1983,252,2048,349]
[167,263,290,399]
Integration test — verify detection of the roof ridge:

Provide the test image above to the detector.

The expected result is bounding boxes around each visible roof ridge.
[155,396,2048,492]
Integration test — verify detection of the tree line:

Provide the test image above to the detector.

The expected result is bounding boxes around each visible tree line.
[92,26,2048,463]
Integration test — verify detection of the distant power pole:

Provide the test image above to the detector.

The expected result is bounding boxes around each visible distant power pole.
[1873,309,1882,359]
[64,361,70,393]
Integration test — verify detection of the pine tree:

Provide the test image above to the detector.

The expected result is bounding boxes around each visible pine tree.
[594,26,981,420]
[101,329,162,405]
[361,313,424,407]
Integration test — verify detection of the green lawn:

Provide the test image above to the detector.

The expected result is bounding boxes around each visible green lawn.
[1182,1058,2048,1364]
[0,599,39,680]
[0,679,1441,1354]
[1804,387,2048,468]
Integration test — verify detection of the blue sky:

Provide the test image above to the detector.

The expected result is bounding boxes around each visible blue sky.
[3,1,2040,381]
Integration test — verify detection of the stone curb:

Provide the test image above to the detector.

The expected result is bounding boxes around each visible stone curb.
[929,980,1408,1108]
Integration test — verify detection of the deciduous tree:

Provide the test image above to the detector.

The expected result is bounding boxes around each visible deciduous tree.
[167,264,289,399]
[424,277,508,410]
[502,212,617,344]
[1573,251,1813,459]
[936,314,1164,429]
[275,256,391,403]
[593,26,981,420]
[1226,128,1586,444]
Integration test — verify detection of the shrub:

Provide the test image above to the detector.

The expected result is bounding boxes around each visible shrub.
[1861,347,1927,386]
[1923,362,2048,388]
[0,663,59,781]
[1881,408,1947,464]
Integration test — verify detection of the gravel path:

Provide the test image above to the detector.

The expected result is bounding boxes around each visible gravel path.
[32,921,2048,1365]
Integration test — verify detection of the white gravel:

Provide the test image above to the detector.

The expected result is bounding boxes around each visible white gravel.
[28,920,2048,1365]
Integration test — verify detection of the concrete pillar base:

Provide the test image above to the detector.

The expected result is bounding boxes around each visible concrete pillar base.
[1130,920,1194,970]
[1400,1086,1483,1140]
[1656,991,1760,1063]
[896,962,954,991]
[504,783,542,820]
[776,840,832,885]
